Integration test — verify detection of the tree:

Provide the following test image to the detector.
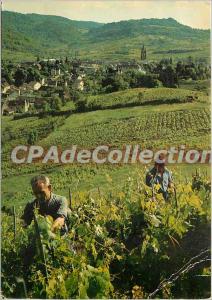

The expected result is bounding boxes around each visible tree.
[176,61,185,78]
[123,70,137,88]
[26,67,41,83]
[14,68,27,87]
[123,71,160,88]
[40,100,50,112]
[2,67,13,84]
[102,73,129,93]
[159,65,178,87]
[50,96,62,111]
[184,66,197,80]
[136,74,160,88]
[160,59,170,66]
[187,56,194,65]
[70,89,82,102]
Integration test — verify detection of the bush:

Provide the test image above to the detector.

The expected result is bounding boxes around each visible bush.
[27,130,38,145]
[50,96,62,111]
[75,98,88,112]
[136,74,161,88]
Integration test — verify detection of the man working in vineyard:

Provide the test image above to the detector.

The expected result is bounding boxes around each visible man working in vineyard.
[21,175,71,235]
[145,154,173,200]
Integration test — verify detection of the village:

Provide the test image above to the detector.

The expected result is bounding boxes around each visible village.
[1,45,210,116]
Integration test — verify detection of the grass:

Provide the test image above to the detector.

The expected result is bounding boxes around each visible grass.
[86,87,209,110]
[179,79,210,95]
[2,163,210,209]
[2,98,210,177]
[1,85,210,211]
[40,103,210,149]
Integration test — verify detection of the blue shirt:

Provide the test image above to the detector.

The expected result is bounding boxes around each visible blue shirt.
[146,167,172,193]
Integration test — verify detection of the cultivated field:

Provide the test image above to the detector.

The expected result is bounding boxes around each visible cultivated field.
[1,83,211,299]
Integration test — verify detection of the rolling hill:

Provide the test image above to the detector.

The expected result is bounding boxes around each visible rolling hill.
[1,87,211,205]
[2,11,210,62]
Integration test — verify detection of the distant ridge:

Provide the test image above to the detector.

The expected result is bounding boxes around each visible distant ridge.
[2,11,210,62]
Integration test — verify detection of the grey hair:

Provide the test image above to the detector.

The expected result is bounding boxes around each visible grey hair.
[31,175,50,187]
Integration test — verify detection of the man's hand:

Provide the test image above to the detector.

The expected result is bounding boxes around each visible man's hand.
[168,181,174,189]
[168,182,175,193]
[21,219,28,228]
[51,217,65,232]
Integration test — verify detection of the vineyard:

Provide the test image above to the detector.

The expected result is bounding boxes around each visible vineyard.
[85,87,208,111]
[2,171,211,298]
[2,104,210,180]
[1,83,211,298]
[2,116,66,156]
[41,107,210,149]
[1,94,211,208]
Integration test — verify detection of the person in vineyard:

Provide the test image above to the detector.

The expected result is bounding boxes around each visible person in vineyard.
[145,154,173,200]
[21,175,71,235]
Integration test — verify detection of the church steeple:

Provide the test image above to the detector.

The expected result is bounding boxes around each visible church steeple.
[141,44,147,60]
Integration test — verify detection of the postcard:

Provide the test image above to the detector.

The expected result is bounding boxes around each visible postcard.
[1,0,211,299]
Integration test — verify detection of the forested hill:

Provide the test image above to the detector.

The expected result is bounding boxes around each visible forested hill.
[87,17,209,40]
[2,11,210,62]
[2,11,103,49]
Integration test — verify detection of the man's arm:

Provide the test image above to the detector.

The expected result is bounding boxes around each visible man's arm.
[51,217,65,232]
[145,168,155,187]
[146,173,153,187]
[21,202,34,227]
[51,197,68,232]
[168,171,174,188]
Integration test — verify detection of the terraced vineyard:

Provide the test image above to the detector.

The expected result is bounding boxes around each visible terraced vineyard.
[2,99,210,182]
[42,108,210,149]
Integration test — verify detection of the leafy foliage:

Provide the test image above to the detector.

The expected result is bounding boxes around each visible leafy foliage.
[1,172,211,298]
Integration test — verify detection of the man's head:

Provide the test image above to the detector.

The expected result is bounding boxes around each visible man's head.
[31,175,52,201]
[154,153,166,172]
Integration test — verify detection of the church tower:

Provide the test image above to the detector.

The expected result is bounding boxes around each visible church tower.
[141,45,147,60]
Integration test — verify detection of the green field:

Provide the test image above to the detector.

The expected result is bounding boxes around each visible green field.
[2,85,211,210]
[2,77,211,299]
[2,163,211,210]
[85,87,208,110]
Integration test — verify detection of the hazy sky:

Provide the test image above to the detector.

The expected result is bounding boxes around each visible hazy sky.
[2,0,211,29]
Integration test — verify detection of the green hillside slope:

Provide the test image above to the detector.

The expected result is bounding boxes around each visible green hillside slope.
[2,11,210,61]
[2,97,211,205]
[2,88,210,180]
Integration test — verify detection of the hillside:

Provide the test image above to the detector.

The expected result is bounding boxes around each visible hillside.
[2,11,210,62]
[2,11,103,60]
[87,18,209,40]
[1,89,211,209]
[2,80,211,298]
[2,88,210,181]
[85,87,208,110]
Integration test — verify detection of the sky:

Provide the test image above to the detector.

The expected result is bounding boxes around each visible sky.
[2,0,211,29]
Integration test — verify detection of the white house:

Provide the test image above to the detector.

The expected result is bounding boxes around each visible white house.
[73,75,84,91]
